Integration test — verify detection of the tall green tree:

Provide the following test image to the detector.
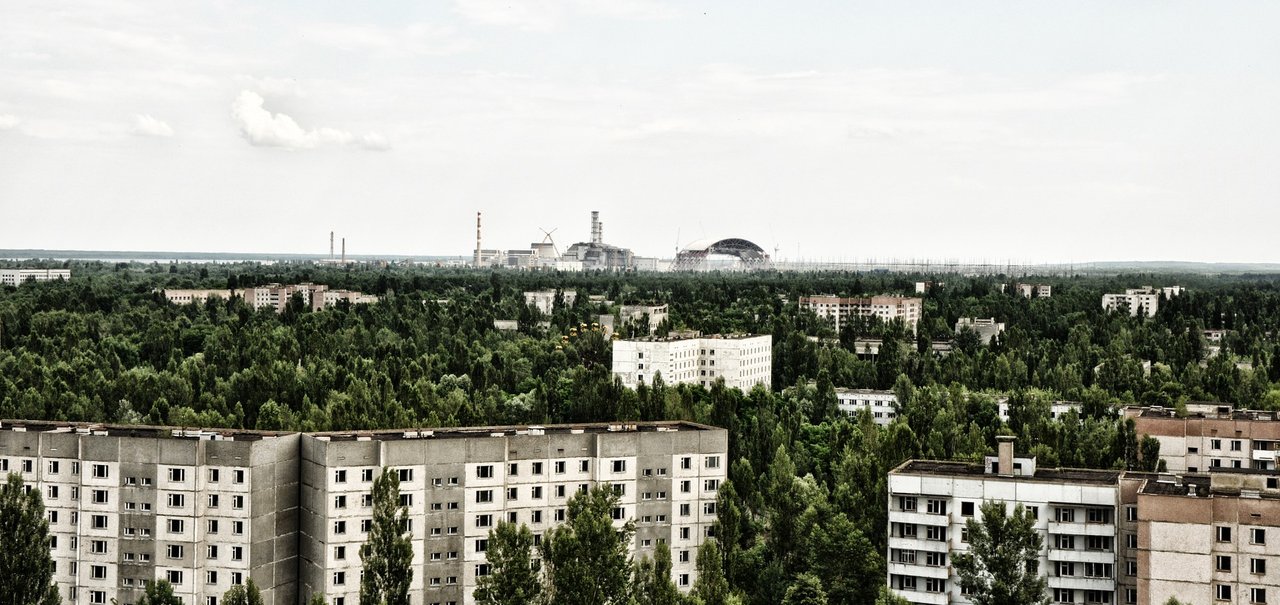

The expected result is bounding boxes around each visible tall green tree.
[137,580,182,605]
[953,501,1049,605]
[359,468,413,605]
[474,522,542,605]
[782,573,828,605]
[541,485,635,605]
[0,473,60,605]
[632,542,681,605]
[223,580,264,605]
[692,539,730,605]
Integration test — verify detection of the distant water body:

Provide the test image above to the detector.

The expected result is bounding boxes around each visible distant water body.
[0,249,466,264]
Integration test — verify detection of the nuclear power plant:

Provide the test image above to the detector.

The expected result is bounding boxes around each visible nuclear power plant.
[472,210,647,270]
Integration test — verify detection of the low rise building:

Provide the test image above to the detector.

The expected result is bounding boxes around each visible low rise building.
[1016,283,1052,298]
[954,318,1005,346]
[619,304,669,335]
[524,290,577,315]
[1126,405,1280,473]
[1,268,71,286]
[1102,287,1183,318]
[836,389,900,425]
[798,295,923,335]
[612,334,772,391]
[163,284,377,313]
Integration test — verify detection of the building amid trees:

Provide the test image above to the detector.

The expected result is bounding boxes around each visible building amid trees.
[0,419,725,605]
[797,295,923,335]
[0,268,70,286]
[1101,286,1184,318]
[1126,404,1280,473]
[611,334,772,391]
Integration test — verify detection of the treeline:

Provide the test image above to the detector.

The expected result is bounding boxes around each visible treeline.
[5,262,1280,603]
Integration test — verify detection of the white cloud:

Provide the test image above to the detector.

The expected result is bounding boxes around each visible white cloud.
[300,22,472,56]
[0,114,19,130]
[132,114,173,137]
[453,0,677,31]
[230,91,387,151]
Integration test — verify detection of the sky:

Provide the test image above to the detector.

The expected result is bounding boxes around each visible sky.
[2,1,1279,263]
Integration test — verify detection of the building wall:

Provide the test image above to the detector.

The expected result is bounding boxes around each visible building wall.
[798,295,923,335]
[612,335,771,391]
[0,268,72,286]
[1131,410,1280,473]
[836,389,899,425]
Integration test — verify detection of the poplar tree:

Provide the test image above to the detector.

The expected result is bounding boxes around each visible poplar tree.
[359,468,413,605]
[223,579,264,605]
[953,501,1049,605]
[541,485,635,605]
[0,473,60,605]
[474,522,541,605]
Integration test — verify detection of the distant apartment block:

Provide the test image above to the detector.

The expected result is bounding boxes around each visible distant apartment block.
[1016,283,1052,298]
[836,389,900,425]
[888,437,1140,605]
[162,284,377,313]
[1,268,71,286]
[1125,405,1280,473]
[300,422,726,605]
[2,420,725,605]
[954,318,1005,346]
[619,304,670,335]
[612,334,772,391]
[798,295,923,335]
[1138,472,1280,605]
[995,398,1080,422]
[1102,287,1184,318]
[523,290,577,315]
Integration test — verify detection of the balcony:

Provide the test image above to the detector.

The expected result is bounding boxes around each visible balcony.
[1048,522,1116,537]
[891,510,953,527]
[889,589,949,605]
[888,562,950,580]
[1047,549,1116,564]
[888,536,951,553]
[1048,576,1116,592]
[1252,450,1277,462]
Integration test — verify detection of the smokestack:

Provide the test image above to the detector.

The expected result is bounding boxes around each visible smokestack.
[591,210,602,245]
[997,435,1015,476]
[341,238,346,264]
[475,212,482,267]
[330,231,334,259]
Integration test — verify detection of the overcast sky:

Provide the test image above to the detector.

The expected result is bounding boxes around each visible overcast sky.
[2,1,1279,263]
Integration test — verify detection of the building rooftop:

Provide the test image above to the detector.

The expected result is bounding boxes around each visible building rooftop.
[618,333,766,343]
[1130,404,1280,421]
[893,459,1122,485]
[0,419,287,441]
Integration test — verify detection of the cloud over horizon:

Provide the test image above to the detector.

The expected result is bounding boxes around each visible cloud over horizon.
[132,114,173,137]
[229,91,388,151]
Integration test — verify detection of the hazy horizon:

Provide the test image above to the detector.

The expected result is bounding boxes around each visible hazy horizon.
[3,2,1279,263]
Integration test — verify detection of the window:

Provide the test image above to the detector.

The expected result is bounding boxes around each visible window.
[925,551,946,567]
[1252,528,1266,544]
[898,523,917,538]
[680,480,691,494]
[704,479,720,491]
[92,515,108,529]
[1055,535,1076,549]
[1232,440,1243,451]
[47,486,58,500]
[680,527,691,540]
[612,507,625,520]
[532,486,543,499]
[1056,507,1075,522]
[508,463,519,476]
[1218,526,1233,542]
[48,461,60,474]
[168,519,184,534]
[167,493,185,508]
[1126,506,1137,521]
[1126,560,1137,576]
[335,545,346,560]
[168,544,184,559]
[1252,558,1267,574]
[612,460,627,473]
[1252,588,1267,604]
[362,469,374,482]
[1126,534,1137,548]
[1084,563,1112,578]
[207,545,218,559]
[1217,555,1232,572]
[579,460,589,472]
[554,461,566,474]
[90,564,107,579]
[231,546,243,561]
[362,519,372,533]
[899,496,917,511]
[334,521,347,534]
[334,495,347,509]
[532,462,544,475]
[90,592,106,605]
[168,468,186,483]
[209,494,220,508]
[398,468,413,483]
[961,501,974,517]
[532,510,543,523]
[476,514,493,528]
[167,570,184,585]
[555,509,566,522]
[926,499,946,515]
[507,487,518,500]
[92,464,109,479]
[477,465,494,479]
[234,470,245,483]
[399,494,412,507]
[233,521,244,535]
[1218,585,1233,601]
[925,526,946,541]
[207,520,219,534]
[1211,438,1222,450]
[333,571,346,585]
[209,468,220,483]
[362,494,373,507]
[1085,536,1112,551]
[232,495,244,509]
[1054,589,1076,603]
[704,456,721,469]
[207,571,218,585]
[925,578,945,593]
[1056,562,1075,577]
[335,470,347,483]
[1087,508,1112,524]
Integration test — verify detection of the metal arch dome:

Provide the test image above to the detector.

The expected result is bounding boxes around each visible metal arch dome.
[673,237,772,271]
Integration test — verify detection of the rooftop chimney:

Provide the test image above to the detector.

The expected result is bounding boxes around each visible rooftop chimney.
[997,435,1015,477]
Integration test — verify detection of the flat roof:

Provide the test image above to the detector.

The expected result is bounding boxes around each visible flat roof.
[893,460,1122,486]
[2,419,721,443]
[618,333,766,342]
[0,419,286,441]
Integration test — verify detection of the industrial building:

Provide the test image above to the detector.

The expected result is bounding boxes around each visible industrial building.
[1,268,71,286]
[612,334,772,391]
[798,295,923,335]
[670,239,772,272]
[1,419,726,605]
[473,211,638,271]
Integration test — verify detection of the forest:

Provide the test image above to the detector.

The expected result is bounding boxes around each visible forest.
[4,260,1280,604]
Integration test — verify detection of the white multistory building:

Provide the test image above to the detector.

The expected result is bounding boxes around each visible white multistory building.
[954,318,1005,346]
[619,304,669,335]
[888,437,1138,605]
[1102,287,1183,318]
[836,389,900,425]
[611,334,772,391]
[523,290,577,315]
[798,295,923,335]
[1016,283,1053,298]
[161,284,377,313]
[1,268,71,286]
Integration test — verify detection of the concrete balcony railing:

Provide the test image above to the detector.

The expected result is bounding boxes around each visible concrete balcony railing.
[888,561,950,580]
[1048,521,1116,537]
